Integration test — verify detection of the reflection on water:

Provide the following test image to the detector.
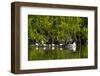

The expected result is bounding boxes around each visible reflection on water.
[28,44,88,60]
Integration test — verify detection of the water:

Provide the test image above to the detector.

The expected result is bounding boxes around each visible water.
[28,44,88,61]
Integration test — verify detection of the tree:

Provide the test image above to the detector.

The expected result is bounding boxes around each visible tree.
[28,15,88,45]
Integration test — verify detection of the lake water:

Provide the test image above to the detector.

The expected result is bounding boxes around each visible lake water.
[28,44,88,60]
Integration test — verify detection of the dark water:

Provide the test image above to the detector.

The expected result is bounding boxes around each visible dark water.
[28,44,88,61]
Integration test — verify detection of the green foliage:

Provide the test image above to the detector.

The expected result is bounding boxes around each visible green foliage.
[28,15,88,44]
